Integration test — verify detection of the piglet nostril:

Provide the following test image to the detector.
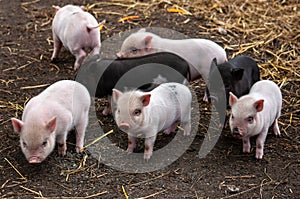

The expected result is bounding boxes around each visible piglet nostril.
[233,127,239,134]
[119,122,130,131]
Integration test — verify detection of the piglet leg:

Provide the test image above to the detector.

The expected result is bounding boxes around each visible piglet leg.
[163,121,179,135]
[56,133,68,156]
[273,119,281,136]
[51,35,62,61]
[242,137,251,153]
[255,129,268,159]
[144,135,157,160]
[75,115,88,153]
[127,135,136,153]
[90,45,101,56]
[73,49,87,71]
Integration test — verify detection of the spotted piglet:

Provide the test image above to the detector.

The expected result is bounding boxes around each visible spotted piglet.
[112,82,192,160]
[11,80,91,163]
[229,80,282,159]
[51,5,105,71]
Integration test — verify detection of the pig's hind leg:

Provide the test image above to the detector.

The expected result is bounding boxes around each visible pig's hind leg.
[51,35,62,61]
[90,45,101,56]
[74,113,88,153]
[72,49,87,71]
[180,107,192,136]
[163,121,179,135]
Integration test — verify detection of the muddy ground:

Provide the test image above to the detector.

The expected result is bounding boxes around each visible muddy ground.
[0,0,299,198]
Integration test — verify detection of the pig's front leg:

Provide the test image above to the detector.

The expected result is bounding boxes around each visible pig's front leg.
[255,129,268,159]
[56,133,68,156]
[242,137,251,153]
[144,135,157,160]
[273,119,281,136]
[73,49,87,71]
[127,135,136,153]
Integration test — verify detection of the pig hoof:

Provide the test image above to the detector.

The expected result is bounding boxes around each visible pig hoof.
[58,143,67,156]
[126,148,134,153]
[50,57,58,63]
[243,147,251,153]
[255,153,263,159]
[144,153,152,160]
[76,146,84,153]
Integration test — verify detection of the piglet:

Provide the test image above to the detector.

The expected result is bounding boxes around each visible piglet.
[229,80,282,159]
[51,5,105,71]
[11,80,91,164]
[112,82,192,160]
[116,28,227,81]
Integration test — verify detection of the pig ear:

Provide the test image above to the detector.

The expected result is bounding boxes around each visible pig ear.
[46,117,56,133]
[112,89,123,102]
[138,28,146,33]
[52,5,61,11]
[140,94,151,107]
[11,118,24,133]
[144,36,152,48]
[231,68,244,81]
[229,92,238,107]
[254,99,264,112]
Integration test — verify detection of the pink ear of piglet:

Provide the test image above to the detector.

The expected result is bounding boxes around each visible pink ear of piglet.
[112,89,123,102]
[11,118,24,134]
[229,92,238,107]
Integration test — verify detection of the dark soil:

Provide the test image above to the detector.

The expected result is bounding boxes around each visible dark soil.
[1,0,299,198]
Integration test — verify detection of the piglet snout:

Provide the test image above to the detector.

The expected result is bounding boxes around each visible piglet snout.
[233,127,239,135]
[116,52,123,58]
[29,157,42,164]
[119,123,130,131]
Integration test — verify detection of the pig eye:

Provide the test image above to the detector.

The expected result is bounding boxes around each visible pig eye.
[247,116,254,123]
[22,142,27,147]
[133,109,141,116]
[42,141,47,147]
[131,47,138,54]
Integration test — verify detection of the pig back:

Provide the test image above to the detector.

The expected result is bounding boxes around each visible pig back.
[23,80,90,126]
[249,80,282,121]
[149,83,192,129]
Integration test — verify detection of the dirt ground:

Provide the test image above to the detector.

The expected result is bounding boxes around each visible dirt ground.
[0,0,299,198]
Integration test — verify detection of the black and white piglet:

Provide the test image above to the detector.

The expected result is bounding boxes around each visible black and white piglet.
[76,52,190,115]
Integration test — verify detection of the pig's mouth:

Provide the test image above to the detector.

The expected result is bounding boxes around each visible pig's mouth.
[28,156,42,164]
[232,133,243,139]
[232,127,244,139]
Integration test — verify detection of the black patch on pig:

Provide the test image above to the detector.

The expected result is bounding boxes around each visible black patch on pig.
[77,52,190,98]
